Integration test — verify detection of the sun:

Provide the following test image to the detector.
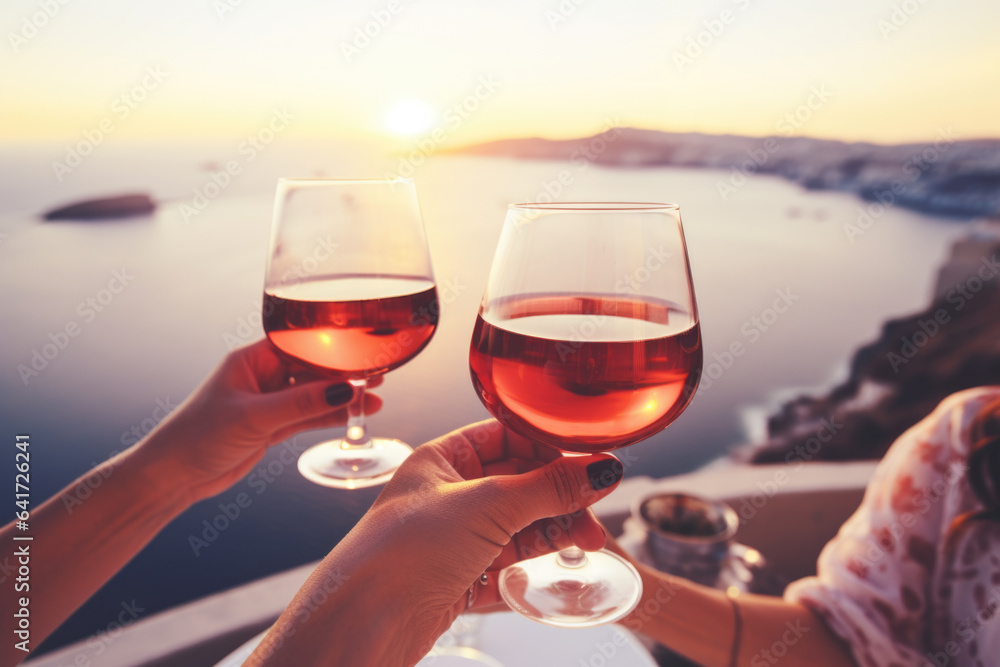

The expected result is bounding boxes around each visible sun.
[384,99,436,137]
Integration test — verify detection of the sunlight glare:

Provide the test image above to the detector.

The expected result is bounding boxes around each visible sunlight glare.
[385,99,436,137]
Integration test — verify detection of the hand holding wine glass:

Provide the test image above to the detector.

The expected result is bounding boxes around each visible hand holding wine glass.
[133,339,385,502]
[262,178,438,489]
[469,202,702,627]
[249,419,625,667]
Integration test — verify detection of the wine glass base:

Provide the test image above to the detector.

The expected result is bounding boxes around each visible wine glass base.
[499,549,642,628]
[297,438,413,489]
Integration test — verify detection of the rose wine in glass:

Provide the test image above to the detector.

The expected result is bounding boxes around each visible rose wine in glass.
[263,278,437,376]
[263,179,438,489]
[469,203,702,627]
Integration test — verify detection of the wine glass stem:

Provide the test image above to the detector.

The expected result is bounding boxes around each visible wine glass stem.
[557,546,589,569]
[342,378,372,450]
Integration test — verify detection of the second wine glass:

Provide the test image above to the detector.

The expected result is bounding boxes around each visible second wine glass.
[469,202,702,627]
[263,178,438,489]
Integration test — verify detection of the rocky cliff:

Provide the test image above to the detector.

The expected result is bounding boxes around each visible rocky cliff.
[749,220,1000,463]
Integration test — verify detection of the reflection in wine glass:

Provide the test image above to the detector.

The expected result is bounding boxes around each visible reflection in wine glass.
[262,178,438,489]
[469,203,702,627]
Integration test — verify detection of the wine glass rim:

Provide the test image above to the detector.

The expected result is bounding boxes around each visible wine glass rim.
[277,177,413,185]
[508,201,679,211]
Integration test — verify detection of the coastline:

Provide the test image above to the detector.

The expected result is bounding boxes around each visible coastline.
[744,218,1000,463]
[454,128,1000,219]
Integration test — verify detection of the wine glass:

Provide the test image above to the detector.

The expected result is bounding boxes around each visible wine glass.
[469,202,702,627]
[263,178,438,489]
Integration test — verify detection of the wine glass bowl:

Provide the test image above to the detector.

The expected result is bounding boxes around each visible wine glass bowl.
[469,202,701,627]
[263,178,438,489]
[469,293,701,453]
[263,277,438,378]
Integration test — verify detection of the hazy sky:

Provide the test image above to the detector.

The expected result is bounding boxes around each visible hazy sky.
[2,0,999,146]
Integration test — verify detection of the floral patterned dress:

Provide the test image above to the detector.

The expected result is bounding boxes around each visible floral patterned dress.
[785,387,1000,667]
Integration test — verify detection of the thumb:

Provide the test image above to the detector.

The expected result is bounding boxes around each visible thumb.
[251,381,355,429]
[499,454,624,531]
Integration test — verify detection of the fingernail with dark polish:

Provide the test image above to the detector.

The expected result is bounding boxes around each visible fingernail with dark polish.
[325,383,353,406]
[587,458,624,491]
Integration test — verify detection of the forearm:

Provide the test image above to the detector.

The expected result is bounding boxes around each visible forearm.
[249,565,420,667]
[247,516,426,667]
[1,445,190,664]
[623,563,856,667]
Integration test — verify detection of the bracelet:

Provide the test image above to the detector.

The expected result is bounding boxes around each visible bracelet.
[466,571,489,611]
[727,591,742,667]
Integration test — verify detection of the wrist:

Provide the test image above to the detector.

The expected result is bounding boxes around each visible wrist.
[623,563,681,630]
[624,564,735,667]
[120,435,198,514]
[257,556,425,666]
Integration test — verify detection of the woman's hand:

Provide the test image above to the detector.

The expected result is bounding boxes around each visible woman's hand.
[133,338,382,502]
[251,419,626,667]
